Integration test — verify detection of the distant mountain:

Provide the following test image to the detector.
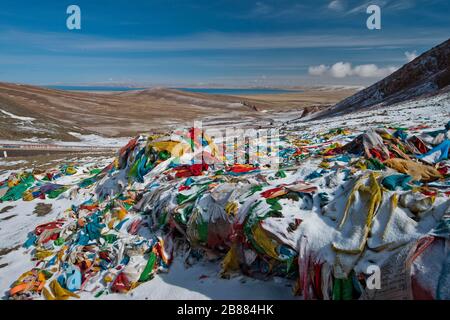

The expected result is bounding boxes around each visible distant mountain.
[0,83,302,141]
[0,83,254,141]
[313,38,450,119]
[0,81,356,141]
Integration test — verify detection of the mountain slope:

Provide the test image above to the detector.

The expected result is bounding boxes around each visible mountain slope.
[0,84,254,140]
[0,83,356,141]
[313,38,450,119]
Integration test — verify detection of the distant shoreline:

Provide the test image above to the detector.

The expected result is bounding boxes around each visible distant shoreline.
[45,85,303,95]
[172,87,303,95]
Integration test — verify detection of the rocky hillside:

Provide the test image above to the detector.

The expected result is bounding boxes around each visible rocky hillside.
[314,38,450,119]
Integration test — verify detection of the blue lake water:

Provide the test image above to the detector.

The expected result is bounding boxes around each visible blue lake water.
[45,86,302,95]
[174,88,302,95]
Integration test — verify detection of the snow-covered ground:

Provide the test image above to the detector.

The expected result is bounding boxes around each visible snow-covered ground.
[0,109,35,122]
[1,92,449,300]
[0,196,296,300]
[0,133,131,148]
[0,160,27,167]
[288,91,450,134]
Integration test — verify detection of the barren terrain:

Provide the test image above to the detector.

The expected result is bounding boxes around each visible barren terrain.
[0,82,357,140]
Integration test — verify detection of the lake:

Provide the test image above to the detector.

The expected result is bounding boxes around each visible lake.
[45,86,303,95]
[174,88,302,95]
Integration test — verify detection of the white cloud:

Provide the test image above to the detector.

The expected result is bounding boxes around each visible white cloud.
[353,64,398,77]
[309,62,398,78]
[330,62,353,78]
[308,64,329,76]
[404,50,418,62]
[328,0,344,11]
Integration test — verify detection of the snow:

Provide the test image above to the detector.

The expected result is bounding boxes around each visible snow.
[0,133,131,149]
[0,109,35,122]
[0,196,296,300]
[83,258,297,300]
[0,160,27,167]
[66,132,132,148]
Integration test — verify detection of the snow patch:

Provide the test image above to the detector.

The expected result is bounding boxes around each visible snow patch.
[0,109,35,121]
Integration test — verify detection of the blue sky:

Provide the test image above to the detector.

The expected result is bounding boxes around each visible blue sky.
[0,0,449,86]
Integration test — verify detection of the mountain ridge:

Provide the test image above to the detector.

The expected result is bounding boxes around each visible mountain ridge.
[313,38,450,119]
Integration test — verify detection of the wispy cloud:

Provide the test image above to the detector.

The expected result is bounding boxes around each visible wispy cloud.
[328,0,345,11]
[0,28,445,53]
[250,1,272,16]
[346,1,380,15]
[308,64,329,76]
[243,1,306,19]
[345,0,416,15]
[404,50,418,62]
[386,0,416,10]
